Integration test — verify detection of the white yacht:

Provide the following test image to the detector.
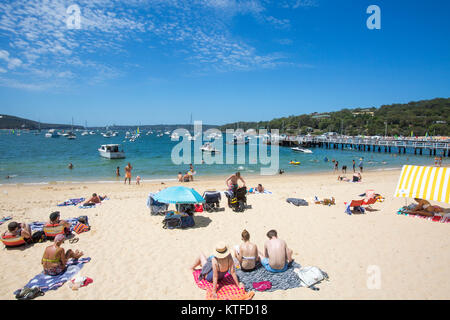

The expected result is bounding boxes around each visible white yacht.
[291,147,313,154]
[98,144,126,159]
[67,131,77,139]
[45,129,59,138]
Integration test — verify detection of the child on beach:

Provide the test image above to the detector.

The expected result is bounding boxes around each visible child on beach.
[124,163,132,185]
[136,176,141,185]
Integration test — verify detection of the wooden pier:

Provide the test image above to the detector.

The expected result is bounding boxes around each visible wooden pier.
[274,136,450,157]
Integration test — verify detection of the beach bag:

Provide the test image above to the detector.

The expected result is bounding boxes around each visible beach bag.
[295,266,329,291]
[195,204,204,212]
[31,231,46,243]
[180,215,195,228]
[73,223,90,234]
[15,286,44,300]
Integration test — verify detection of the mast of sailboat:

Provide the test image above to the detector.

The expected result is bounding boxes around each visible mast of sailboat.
[190,113,193,134]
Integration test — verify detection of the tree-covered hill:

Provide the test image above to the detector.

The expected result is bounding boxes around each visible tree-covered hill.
[219,98,449,136]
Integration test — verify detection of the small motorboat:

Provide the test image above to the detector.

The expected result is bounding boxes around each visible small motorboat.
[98,144,125,159]
[291,147,313,154]
[45,129,59,138]
[66,132,77,139]
[201,143,220,153]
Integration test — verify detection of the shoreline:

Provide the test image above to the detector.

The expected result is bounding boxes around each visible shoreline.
[0,165,411,187]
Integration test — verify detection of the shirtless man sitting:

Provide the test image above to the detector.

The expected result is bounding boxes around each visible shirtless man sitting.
[408,198,445,217]
[259,229,293,273]
[233,230,259,271]
[83,193,107,206]
[225,172,246,190]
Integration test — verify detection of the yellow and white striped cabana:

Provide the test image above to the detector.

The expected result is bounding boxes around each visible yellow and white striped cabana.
[394,165,450,204]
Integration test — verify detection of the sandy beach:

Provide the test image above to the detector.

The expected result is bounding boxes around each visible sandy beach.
[0,168,449,300]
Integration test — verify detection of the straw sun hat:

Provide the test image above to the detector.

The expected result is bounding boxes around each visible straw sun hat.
[214,242,230,259]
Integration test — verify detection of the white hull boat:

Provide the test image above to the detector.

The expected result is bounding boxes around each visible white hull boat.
[291,147,313,153]
[98,144,125,159]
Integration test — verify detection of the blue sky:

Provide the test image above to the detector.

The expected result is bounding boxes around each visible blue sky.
[0,0,449,126]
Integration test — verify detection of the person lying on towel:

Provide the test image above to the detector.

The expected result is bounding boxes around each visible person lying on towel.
[407,198,445,217]
[83,193,107,206]
[233,229,260,271]
[42,234,83,276]
[190,243,244,299]
[259,229,294,273]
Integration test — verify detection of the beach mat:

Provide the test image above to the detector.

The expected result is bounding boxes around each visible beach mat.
[57,198,85,207]
[397,208,450,223]
[29,218,84,233]
[236,262,303,292]
[14,257,91,294]
[192,270,254,300]
[0,216,12,225]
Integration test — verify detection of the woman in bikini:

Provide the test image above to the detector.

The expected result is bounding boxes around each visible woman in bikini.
[409,198,445,217]
[233,230,259,271]
[41,234,83,276]
[190,243,243,299]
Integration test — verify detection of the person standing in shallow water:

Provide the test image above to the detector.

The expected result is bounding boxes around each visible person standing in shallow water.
[116,167,120,177]
[124,163,132,185]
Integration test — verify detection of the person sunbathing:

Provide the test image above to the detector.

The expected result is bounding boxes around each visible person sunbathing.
[190,243,243,299]
[408,198,445,217]
[233,230,259,271]
[41,234,83,276]
[338,176,351,182]
[352,172,362,182]
[259,230,293,273]
[3,221,32,243]
[83,193,107,206]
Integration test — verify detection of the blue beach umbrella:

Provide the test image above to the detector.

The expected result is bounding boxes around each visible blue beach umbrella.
[153,186,205,204]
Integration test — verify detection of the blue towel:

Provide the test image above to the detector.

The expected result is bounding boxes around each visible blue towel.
[29,218,80,233]
[13,257,91,294]
[57,198,85,207]
[0,216,12,225]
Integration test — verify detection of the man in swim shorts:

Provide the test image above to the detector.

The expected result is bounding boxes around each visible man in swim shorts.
[124,163,132,185]
[225,172,246,190]
[259,230,293,273]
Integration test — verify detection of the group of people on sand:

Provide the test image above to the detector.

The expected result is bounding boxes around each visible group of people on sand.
[178,164,196,182]
[190,229,293,299]
[337,172,362,182]
[2,211,84,276]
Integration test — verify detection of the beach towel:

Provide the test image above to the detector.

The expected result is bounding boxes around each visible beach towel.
[29,218,82,233]
[0,216,12,225]
[78,198,109,209]
[13,258,91,294]
[193,270,254,300]
[235,262,303,292]
[397,207,450,223]
[253,190,272,194]
[286,198,308,206]
[57,198,85,207]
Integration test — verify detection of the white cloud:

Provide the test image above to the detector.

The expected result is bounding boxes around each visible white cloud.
[0,0,309,90]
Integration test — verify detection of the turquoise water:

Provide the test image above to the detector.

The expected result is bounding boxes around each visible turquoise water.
[0,131,445,184]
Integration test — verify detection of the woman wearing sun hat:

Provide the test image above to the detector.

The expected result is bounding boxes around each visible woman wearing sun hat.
[190,242,243,299]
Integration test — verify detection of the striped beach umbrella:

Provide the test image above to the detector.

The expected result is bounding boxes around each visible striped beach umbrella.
[394,165,450,204]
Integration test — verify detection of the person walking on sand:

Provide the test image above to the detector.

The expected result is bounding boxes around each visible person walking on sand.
[259,229,293,273]
[124,163,132,185]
